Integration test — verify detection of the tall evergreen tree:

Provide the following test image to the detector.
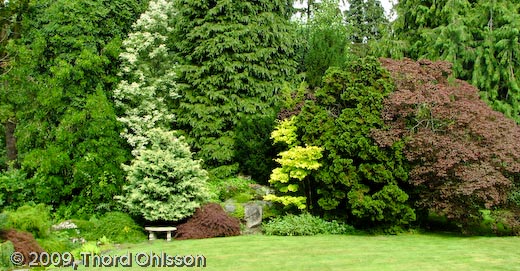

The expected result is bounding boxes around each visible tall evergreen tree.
[0,0,30,167]
[303,0,349,88]
[114,0,178,155]
[3,0,148,217]
[388,0,520,123]
[173,0,298,179]
[345,0,388,43]
[114,0,210,222]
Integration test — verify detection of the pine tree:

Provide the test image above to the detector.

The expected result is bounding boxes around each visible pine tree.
[345,0,388,43]
[173,0,298,179]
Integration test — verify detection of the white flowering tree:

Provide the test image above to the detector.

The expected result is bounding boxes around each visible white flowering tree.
[114,0,209,222]
[114,0,178,154]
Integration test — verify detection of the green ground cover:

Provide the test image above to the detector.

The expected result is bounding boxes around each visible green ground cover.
[53,233,520,271]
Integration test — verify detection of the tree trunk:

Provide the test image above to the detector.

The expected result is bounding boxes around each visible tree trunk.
[5,119,17,163]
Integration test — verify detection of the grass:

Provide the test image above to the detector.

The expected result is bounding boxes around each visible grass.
[51,233,520,271]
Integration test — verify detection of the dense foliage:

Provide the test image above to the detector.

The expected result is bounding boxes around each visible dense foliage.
[114,0,178,155]
[388,0,520,123]
[295,57,415,231]
[0,0,519,237]
[265,116,323,210]
[345,0,388,43]
[172,0,298,178]
[374,58,520,231]
[263,213,356,236]
[3,204,51,239]
[116,128,210,222]
[301,0,349,88]
[1,0,148,217]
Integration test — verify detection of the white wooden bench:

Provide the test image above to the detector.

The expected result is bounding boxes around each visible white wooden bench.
[144,226,177,241]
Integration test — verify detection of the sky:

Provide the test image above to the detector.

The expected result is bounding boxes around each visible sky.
[294,0,397,20]
[341,0,397,19]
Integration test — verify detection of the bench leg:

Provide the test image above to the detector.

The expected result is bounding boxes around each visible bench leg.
[148,232,157,241]
[166,231,172,241]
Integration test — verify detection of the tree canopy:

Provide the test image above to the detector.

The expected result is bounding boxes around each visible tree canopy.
[172,0,298,179]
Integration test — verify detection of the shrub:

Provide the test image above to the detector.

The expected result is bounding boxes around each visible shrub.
[0,214,7,232]
[263,213,356,236]
[3,204,52,238]
[228,203,245,221]
[296,57,415,230]
[175,203,241,240]
[374,58,520,231]
[0,241,14,271]
[0,169,31,210]
[37,231,79,254]
[71,241,101,260]
[0,229,44,265]
[116,128,210,222]
[81,212,145,244]
[209,177,255,202]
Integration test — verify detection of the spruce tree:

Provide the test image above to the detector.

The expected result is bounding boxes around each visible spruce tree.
[345,0,388,57]
[173,0,298,179]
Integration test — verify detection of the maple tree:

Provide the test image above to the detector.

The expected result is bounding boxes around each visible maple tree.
[373,58,520,231]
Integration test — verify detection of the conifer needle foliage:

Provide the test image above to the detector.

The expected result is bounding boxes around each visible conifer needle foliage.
[297,57,416,231]
[172,0,298,178]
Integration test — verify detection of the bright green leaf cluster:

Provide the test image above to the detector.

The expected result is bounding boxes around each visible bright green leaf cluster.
[263,195,307,211]
[266,116,323,210]
[271,116,299,147]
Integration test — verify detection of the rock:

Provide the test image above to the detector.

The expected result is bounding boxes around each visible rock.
[244,202,262,230]
[249,184,275,200]
[223,199,237,213]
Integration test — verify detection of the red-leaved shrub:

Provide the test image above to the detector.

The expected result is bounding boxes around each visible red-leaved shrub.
[1,229,44,265]
[175,203,240,240]
[373,58,520,231]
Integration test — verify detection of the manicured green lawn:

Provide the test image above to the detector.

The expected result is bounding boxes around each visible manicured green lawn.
[57,234,520,271]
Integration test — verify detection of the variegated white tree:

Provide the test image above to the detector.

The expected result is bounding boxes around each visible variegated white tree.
[114,0,209,222]
[114,0,178,155]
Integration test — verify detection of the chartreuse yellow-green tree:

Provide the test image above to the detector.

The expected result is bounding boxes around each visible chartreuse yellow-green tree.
[265,116,323,210]
[172,0,298,179]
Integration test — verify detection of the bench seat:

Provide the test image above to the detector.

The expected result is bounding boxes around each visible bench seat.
[144,226,177,241]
